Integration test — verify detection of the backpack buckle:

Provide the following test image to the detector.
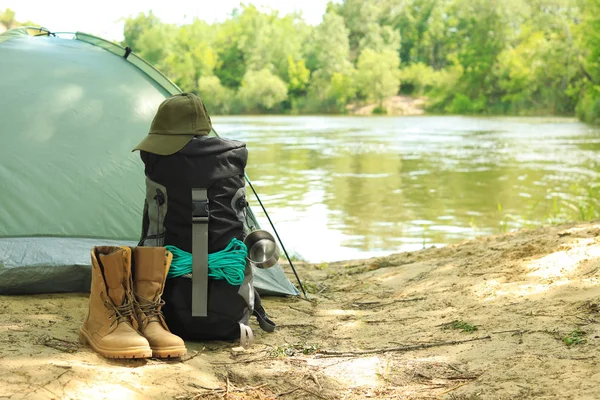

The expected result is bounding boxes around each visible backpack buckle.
[192,199,209,223]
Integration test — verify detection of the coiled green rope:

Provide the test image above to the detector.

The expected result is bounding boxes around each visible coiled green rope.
[165,238,248,285]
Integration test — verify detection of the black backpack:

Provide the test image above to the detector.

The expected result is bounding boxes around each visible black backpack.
[138,135,274,343]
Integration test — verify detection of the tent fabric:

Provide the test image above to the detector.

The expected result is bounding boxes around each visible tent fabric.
[0,237,297,296]
[0,28,299,297]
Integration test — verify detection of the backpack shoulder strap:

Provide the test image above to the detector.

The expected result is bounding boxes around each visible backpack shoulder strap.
[191,188,209,317]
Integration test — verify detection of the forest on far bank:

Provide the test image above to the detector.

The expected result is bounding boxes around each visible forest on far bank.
[2,0,600,122]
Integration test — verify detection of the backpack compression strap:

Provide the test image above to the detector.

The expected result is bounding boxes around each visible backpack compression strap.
[191,188,209,317]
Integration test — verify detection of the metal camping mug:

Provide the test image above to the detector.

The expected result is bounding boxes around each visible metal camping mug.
[244,229,280,269]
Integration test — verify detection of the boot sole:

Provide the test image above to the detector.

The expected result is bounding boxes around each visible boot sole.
[79,329,152,359]
[151,345,188,359]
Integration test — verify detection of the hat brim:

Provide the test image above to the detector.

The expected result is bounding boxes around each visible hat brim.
[132,134,194,156]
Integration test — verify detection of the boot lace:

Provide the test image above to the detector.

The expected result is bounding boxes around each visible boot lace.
[102,291,137,328]
[137,297,166,321]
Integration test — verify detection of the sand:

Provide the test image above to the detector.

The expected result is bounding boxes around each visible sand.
[349,96,427,116]
[2,221,600,400]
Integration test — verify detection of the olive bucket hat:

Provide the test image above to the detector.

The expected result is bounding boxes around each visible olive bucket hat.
[132,93,212,155]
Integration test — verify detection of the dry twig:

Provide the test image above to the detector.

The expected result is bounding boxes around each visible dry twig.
[282,382,329,400]
[278,324,318,329]
[310,373,323,391]
[317,336,492,358]
[181,351,201,362]
[352,297,426,309]
[276,387,300,398]
[438,381,472,395]
[289,306,313,315]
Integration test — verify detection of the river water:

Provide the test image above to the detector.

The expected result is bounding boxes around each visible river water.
[214,116,600,263]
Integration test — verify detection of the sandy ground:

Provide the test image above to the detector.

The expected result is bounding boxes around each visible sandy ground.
[349,96,427,116]
[2,221,600,399]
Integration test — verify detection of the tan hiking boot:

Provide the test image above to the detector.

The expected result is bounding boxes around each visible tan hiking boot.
[79,246,152,359]
[133,246,187,358]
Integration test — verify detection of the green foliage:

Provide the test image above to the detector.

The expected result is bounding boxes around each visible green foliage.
[197,76,233,115]
[238,68,288,112]
[122,11,162,51]
[160,21,217,92]
[577,0,600,123]
[0,8,16,28]
[110,0,598,119]
[398,62,440,95]
[307,12,353,80]
[372,105,387,114]
[446,94,486,114]
[563,329,586,346]
[441,320,478,333]
[270,343,320,358]
[358,24,401,54]
[356,49,401,105]
[577,87,600,124]
[330,70,357,111]
[287,56,310,96]
[0,8,39,29]
[133,23,177,67]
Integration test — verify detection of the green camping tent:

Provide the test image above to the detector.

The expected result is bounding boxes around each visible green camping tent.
[0,27,299,296]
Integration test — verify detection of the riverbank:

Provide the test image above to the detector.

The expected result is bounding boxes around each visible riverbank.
[347,95,427,116]
[2,220,600,399]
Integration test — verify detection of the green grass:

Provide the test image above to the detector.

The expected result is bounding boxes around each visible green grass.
[441,320,478,333]
[563,329,586,346]
[270,343,320,358]
[494,181,600,234]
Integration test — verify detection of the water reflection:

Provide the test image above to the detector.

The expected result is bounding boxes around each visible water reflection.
[215,116,600,263]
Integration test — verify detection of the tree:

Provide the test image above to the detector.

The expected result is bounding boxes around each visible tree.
[358,25,401,54]
[134,24,177,68]
[330,0,383,57]
[577,0,600,123]
[287,56,310,96]
[161,20,218,92]
[108,0,594,118]
[122,12,162,50]
[330,70,357,111]
[238,69,288,112]
[0,8,16,29]
[307,12,352,79]
[213,5,310,90]
[383,0,439,65]
[0,8,39,30]
[355,49,401,106]
[197,76,233,115]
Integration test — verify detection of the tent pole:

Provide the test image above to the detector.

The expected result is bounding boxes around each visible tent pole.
[210,128,308,299]
[244,174,308,300]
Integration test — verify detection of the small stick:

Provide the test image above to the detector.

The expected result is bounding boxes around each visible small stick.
[189,383,222,391]
[363,317,421,324]
[292,385,329,400]
[353,297,426,308]
[439,381,472,395]
[447,364,465,374]
[491,329,524,334]
[289,306,313,315]
[51,336,78,344]
[446,375,479,380]
[393,297,427,303]
[317,336,492,358]
[278,324,318,329]
[276,387,300,398]
[181,351,201,362]
[310,373,323,391]
[43,343,77,353]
